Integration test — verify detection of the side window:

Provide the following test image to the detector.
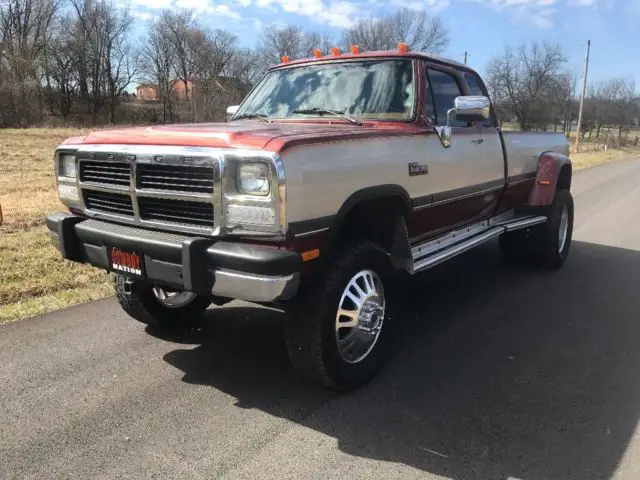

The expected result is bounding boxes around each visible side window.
[464,72,493,126]
[426,69,467,127]
[464,73,484,96]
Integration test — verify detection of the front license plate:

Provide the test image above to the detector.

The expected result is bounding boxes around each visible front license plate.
[108,246,145,279]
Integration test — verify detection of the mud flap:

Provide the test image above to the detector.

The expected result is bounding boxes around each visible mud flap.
[390,216,413,275]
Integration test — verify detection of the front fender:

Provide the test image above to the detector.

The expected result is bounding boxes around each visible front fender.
[527,152,572,207]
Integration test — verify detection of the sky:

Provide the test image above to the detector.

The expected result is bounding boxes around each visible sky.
[129,0,640,88]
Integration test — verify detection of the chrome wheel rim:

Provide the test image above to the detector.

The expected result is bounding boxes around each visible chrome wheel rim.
[558,205,569,253]
[152,287,198,309]
[335,269,386,364]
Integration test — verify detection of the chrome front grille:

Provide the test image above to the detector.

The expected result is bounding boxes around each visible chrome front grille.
[83,191,134,217]
[138,198,214,227]
[137,164,214,194]
[80,161,131,186]
[77,150,218,235]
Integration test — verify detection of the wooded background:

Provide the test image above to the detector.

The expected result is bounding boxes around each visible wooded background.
[0,0,638,145]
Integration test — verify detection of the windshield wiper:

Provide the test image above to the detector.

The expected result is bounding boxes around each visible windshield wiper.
[230,113,270,123]
[293,108,363,126]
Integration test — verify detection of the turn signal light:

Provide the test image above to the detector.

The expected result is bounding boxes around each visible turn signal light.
[398,42,408,53]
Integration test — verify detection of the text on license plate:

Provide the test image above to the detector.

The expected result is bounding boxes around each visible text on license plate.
[110,247,143,276]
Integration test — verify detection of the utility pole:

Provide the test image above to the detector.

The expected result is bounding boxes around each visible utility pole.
[575,40,591,153]
[464,51,469,65]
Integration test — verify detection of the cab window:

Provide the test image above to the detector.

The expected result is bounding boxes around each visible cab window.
[426,69,467,128]
[464,72,492,126]
[464,72,485,96]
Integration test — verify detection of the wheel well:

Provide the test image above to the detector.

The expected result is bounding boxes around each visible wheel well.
[558,164,572,191]
[330,196,408,253]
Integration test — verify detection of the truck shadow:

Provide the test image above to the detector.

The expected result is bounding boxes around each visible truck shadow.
[156,240,640,480]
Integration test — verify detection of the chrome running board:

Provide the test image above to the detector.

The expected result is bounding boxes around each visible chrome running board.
[411,212,547,274]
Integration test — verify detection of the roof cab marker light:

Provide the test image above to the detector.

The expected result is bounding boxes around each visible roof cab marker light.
[351,45,359,54]
[331,47,340,56]
[313,49,322,58]
[398,42,408,53]
[281,55,290,63]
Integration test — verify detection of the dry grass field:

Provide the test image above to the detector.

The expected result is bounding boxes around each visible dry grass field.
[0,129,111,323]
[1,127,639,324]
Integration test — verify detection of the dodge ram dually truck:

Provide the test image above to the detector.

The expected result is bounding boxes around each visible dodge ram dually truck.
[46,46,573,391]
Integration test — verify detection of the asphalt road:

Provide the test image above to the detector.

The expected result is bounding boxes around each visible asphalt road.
[3,158,640,480]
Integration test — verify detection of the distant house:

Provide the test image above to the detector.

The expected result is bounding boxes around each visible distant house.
[136,84,159,101]
[170,79,195,101]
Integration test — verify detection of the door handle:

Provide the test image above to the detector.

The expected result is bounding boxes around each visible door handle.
[471,138,484,145]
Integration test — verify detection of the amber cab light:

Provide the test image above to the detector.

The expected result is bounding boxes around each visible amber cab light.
[313,48,321,58]
[331,47,340,56]
[351,45,359,54]
[398,42,408,53]
[281,55,290,63]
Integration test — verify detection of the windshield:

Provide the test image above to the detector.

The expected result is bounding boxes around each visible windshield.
[234,59,416,121]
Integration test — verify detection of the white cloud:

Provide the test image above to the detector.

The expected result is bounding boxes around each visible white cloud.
[392,0,450,12]
[175,0,211,10]
[133,10,154,20]
[133,0,172,9]
[253,0,360,27]
[214,4,241,17]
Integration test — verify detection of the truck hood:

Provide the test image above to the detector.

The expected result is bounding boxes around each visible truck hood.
[62,121,414,152]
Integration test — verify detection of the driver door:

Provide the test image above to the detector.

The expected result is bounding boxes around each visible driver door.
[408,66,504,240]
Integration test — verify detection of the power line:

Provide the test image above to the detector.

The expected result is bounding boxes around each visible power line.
[575,40,591,153]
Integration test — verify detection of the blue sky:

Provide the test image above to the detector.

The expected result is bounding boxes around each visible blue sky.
[130,0,640,88]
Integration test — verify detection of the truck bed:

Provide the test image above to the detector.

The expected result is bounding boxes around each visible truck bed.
[500,131,570,179]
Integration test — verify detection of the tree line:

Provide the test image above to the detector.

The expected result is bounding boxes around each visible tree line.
[487,42,639,142]
[1,0,638,137]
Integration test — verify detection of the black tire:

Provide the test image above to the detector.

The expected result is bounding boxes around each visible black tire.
[114,274,212,327]
[283,241,397,391]
[499,189,574,270]
[530,189,574,269]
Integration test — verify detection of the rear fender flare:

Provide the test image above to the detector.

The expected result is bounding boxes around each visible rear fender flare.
[527,151,572,207]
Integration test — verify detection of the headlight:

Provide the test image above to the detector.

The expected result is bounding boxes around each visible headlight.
[237,163,270,196]
[59,154,77,178]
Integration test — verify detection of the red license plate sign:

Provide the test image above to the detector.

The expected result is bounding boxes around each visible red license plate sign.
[109,247,144,278]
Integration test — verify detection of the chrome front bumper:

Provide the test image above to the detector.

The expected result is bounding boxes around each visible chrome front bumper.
[46,213,301,303]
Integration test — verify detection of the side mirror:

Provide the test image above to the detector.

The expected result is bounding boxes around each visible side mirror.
[226,105,239,122]
[435,95,491,148]
[454,95,491,122]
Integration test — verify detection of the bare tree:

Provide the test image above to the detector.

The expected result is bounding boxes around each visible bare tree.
[487,42,567,131]
[341,8,449,53]
[194,29,240,121]
[257,25,332,69]
[43,17,80,119]
[0,0,57,125]
[69,0,134,124]
[142,19,176,123]
[158,9,198,102]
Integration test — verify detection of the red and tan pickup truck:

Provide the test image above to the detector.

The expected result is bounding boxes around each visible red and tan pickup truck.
[46,46,573,390]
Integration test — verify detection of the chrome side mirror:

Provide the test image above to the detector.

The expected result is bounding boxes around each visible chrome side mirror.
[434,95,491,148]
[454,95,491,122]
[226,105,239,122]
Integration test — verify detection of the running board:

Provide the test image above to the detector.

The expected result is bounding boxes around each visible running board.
[411,213,547,274]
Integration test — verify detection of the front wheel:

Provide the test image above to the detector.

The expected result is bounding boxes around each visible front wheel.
[284,241,396,391]
[114,274,212,327]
